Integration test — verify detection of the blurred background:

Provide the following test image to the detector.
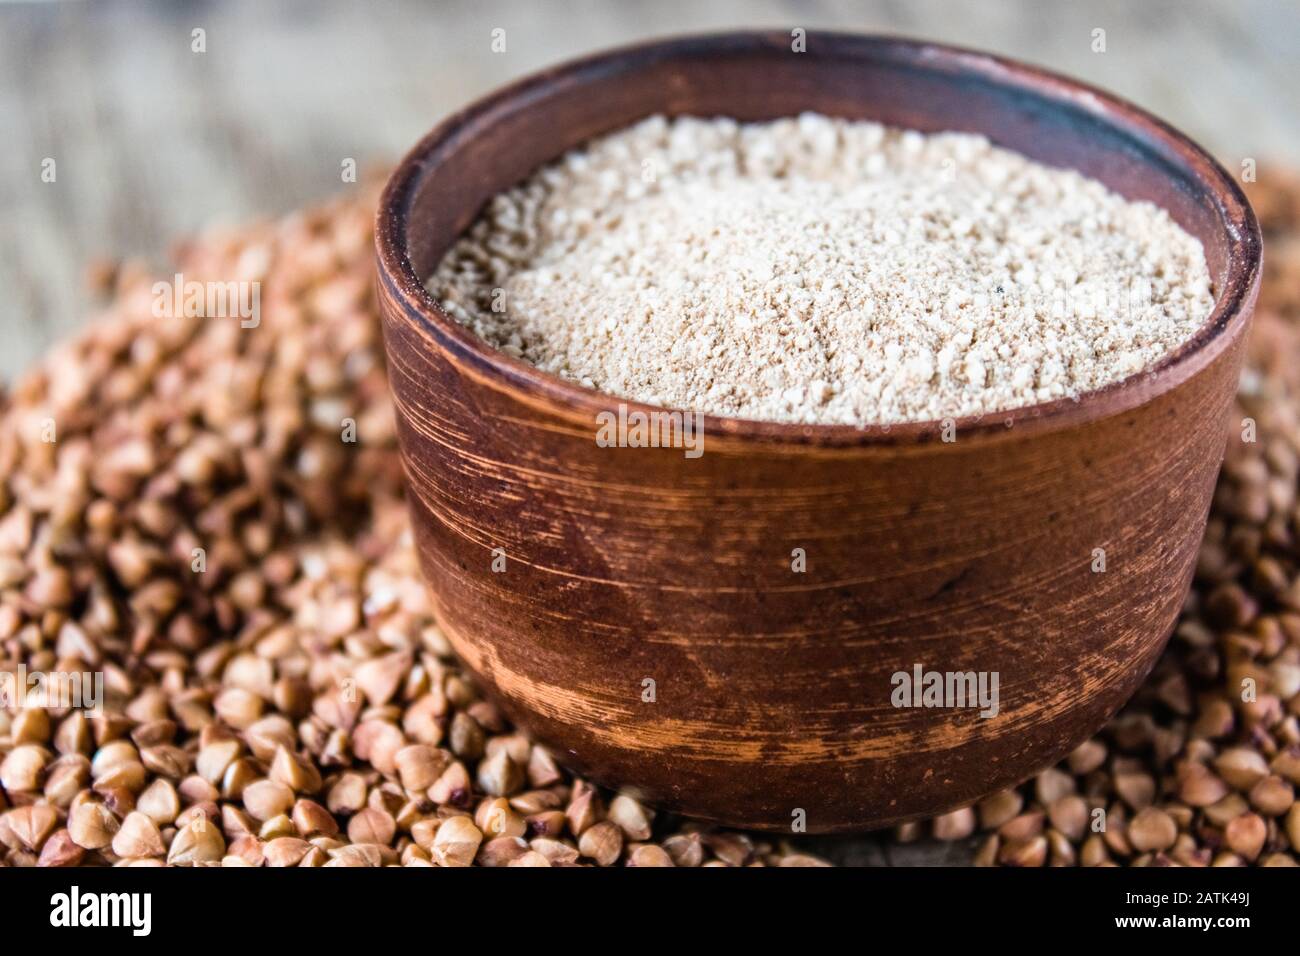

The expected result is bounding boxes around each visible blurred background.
[1,0,1297,383]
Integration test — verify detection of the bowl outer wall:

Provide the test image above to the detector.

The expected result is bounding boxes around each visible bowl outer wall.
[375,32,1260,831]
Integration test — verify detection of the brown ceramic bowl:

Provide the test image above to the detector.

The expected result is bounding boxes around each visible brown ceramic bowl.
[375,32,1260,833]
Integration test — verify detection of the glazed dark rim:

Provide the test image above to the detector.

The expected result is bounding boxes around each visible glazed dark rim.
[375,30,1262,448]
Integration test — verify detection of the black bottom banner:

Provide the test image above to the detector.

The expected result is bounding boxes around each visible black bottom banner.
[2,864,1278,942]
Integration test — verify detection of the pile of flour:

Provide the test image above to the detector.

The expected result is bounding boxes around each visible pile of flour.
[428,114,1215,426]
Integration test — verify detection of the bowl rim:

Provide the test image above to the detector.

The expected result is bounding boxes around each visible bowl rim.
[375,30,1261,448]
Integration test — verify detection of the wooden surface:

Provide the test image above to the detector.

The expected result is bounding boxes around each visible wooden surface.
[1,0,1298,382]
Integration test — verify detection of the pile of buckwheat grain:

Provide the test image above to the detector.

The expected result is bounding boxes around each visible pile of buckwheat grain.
[0,166,1296,868]
[430,114,1215,426]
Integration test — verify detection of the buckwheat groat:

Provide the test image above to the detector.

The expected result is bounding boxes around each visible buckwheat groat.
[429,113,1215,426]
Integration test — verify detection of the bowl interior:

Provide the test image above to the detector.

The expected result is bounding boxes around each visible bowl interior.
[381,31,1259,441]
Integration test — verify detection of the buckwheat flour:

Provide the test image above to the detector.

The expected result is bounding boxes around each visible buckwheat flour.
[428,114,1215,426]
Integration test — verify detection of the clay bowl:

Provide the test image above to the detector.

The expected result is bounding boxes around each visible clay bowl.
[375,32,1260,832]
